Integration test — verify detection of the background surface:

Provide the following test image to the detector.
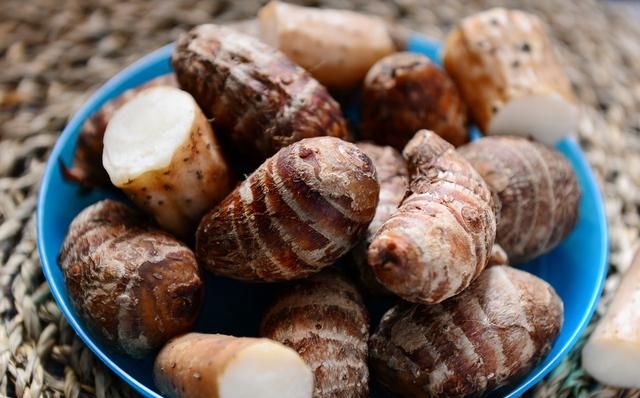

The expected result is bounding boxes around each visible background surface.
[1,0,639,397]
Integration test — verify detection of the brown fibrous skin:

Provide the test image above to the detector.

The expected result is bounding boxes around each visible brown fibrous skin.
[258,1,396,92]
[58,200,203,358]
[154,333,312,398]
[260,271,369,398]
[370,266,564,398]
[458,136,580,263]
[155,334,259,398]
[368,130,496,304]
[61,74,177,188]
[105,88,235,240]
[351,142,408,295]
[196,136,379,282]
[442,8,575,135]
[360,52,468,150]
[172,24,349,163]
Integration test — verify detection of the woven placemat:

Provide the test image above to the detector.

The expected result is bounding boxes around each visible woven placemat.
[1,0,639,397]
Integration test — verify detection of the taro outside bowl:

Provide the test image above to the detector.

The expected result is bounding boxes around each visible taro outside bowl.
[37,35,608,398]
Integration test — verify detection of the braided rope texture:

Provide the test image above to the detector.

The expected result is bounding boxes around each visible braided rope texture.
[1,0,639,397]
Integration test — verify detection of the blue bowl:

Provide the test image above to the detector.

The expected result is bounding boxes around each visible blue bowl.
[37,35,608,398]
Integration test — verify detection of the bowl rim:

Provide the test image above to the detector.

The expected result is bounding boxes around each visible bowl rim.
[499,134,608,398]
[37,43,175,398]
[37,36,609,398]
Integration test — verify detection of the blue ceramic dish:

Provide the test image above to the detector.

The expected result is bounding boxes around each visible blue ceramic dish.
[37,35,608,398]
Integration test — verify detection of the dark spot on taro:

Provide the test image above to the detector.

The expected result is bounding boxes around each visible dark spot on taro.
[491,105,500,114]
[461,206,482,231]
[163,171,171,176]
[490,18,499,26]
[315,323,322,330]
[512,60,520,68]
[163,184,172,191]
[521,42,531,52]
[195,170,203,180]
[280,75,292,85]
[299,147,313,159]
[158,200,164,206]
[476,40,489,50]
[183,157,189,162]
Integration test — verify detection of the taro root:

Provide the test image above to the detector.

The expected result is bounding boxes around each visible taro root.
[370,266,563,398]
[583,249,640,388]
[361,52,468,149]
[443,8,577,144]
[260,271,369,398]
[196,137,379,282]
[172,24,349,164]
[154,333,313,398]
[368,130,496,304]
[259,1,395,91]
[62,74,177,188]
[102,86,233,238]
[459,136,580,263]
[58,200,203,358]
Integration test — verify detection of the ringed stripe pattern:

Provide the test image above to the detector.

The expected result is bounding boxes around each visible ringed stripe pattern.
[196,137,378,282]
[459,136,580,263]
[261,271,369,398]
[58,200,202,358]
[370,266,563,398]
